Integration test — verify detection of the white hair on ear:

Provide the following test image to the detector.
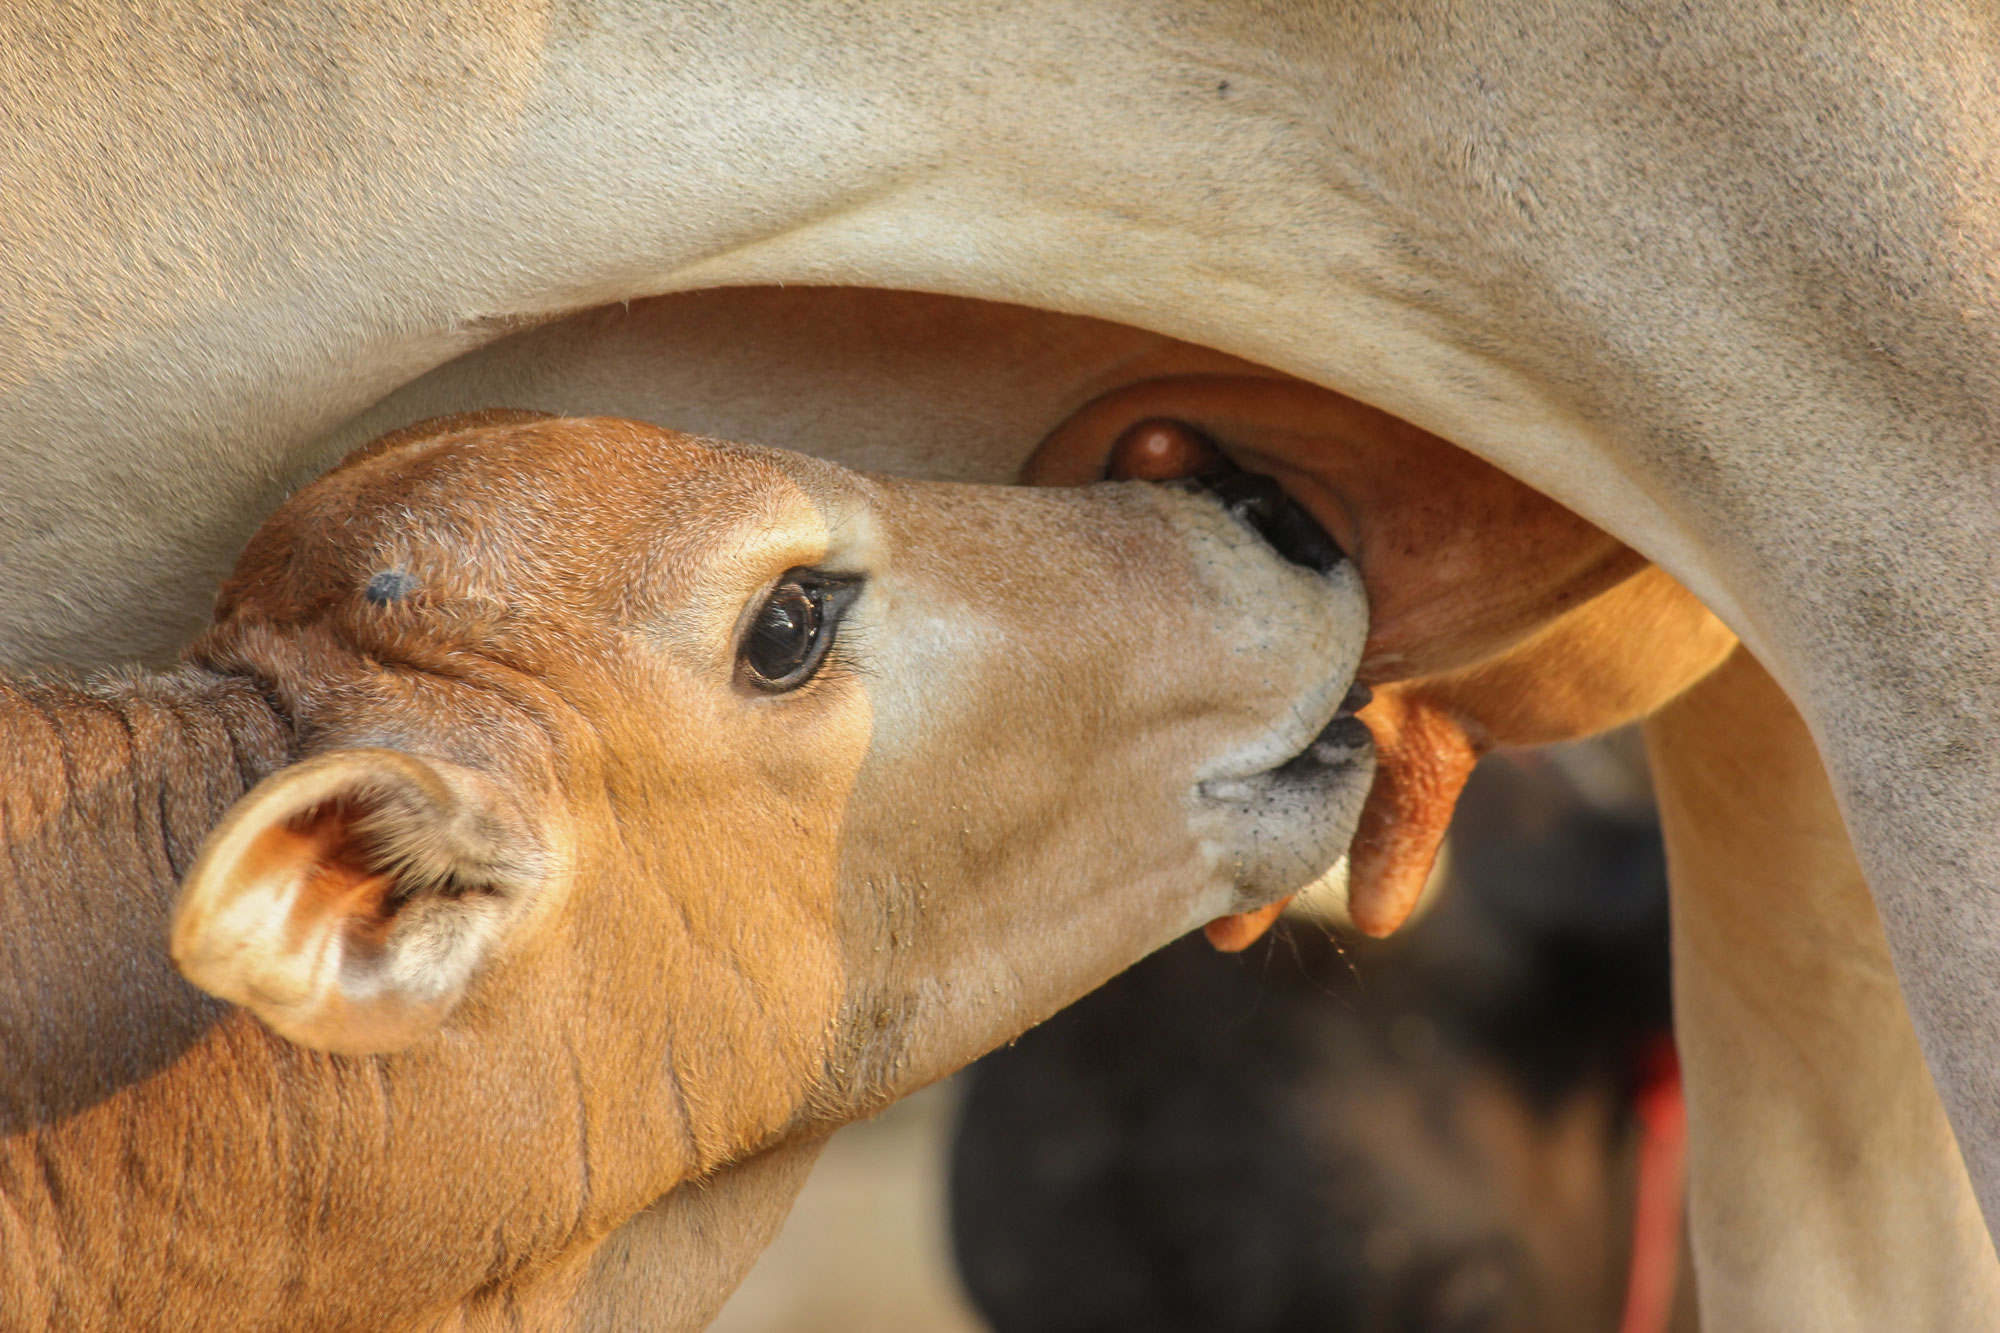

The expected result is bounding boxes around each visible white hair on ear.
[172,747,552,1053]
[345,760,542,900]
[340,759,546,1002]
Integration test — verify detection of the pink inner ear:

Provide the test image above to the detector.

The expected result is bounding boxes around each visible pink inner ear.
[241,801,398,955]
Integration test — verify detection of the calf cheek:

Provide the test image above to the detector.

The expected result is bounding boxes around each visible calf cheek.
[823,587,1228,1096]
[575,679,868,1158]
[839,745,1219,1103]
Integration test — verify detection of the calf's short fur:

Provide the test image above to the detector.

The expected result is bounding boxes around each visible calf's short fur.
[0,412,1371,1331]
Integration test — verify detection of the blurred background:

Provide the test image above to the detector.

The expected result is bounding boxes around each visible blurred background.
[713,734,1693,1333]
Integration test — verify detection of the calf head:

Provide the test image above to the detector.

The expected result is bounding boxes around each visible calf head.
[1026,376,1738,942]
[168,412,1372,1195]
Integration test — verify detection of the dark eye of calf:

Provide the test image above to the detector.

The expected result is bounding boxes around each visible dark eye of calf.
[741,573,859,692]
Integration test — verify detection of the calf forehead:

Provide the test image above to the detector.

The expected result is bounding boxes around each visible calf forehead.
[234,418,835,616]
[329,419,796,553]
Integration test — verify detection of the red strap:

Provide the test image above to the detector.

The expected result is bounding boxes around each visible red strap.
[1619,1038,1688,1333]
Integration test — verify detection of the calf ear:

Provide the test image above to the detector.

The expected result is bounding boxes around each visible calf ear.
[171,748,546,1054]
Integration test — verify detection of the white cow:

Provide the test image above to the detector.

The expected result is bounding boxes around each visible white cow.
[5,5,1999,1327]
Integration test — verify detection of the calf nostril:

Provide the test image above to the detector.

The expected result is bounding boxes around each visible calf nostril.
[1200,471,1347,574]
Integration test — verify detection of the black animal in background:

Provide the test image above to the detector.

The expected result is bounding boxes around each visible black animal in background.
[950,744,1689,1333]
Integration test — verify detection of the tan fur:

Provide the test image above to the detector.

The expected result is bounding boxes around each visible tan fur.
[0,413,1372,1330]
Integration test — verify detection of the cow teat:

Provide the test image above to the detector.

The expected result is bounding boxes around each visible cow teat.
[1103,418,1348,576]
[1107,418,1223,482]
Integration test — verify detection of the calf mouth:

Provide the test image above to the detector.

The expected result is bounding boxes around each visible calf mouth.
[1257,680,1375,787]
[1190,469,1376,842]
[1192,683,1375,917]
[1191,469,1349,575]
[1196,680,1374,807]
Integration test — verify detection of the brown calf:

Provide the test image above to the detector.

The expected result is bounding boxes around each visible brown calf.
[0,412,1372,1331]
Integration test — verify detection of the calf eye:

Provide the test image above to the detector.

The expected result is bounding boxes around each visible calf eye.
[740,574,858,692]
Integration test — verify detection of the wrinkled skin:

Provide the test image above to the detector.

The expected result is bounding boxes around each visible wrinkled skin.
[7,5,2000,1323]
